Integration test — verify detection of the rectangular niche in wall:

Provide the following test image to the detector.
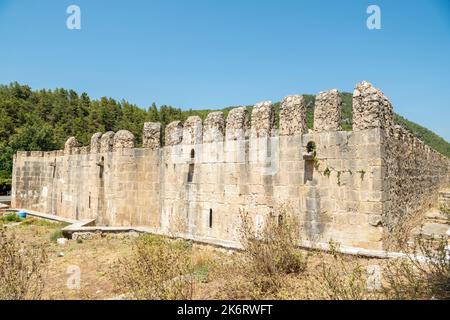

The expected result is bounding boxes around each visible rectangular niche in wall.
[187,163,195,183]
[209,209,213,228]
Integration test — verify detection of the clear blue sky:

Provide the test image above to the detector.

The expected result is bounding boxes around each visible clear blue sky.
[0,0,449,140]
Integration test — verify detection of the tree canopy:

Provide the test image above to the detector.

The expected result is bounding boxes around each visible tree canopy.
[0,82,448,192]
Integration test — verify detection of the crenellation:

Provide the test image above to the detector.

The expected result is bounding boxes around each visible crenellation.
[165,121,183,146]
[183,116,203,145]
[64,137,80,155]
[251,101,275,138]
[280,95,307,136]
[203,112,225,143]
[226,107,249,141]
[90,132,103,153]
[143,122,162,149]
[10,82,450,252]
[352,81,394,132]
[100,131,115,153]
[79,146,90,155]
[113,130,135,151]
[314,89,342,132]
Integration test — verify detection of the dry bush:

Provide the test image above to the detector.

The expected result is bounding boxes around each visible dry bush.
[310,238,450,300]
[309,242,380,300]
[382,237,450,300]
[218,208,308,299]
[112,234,194,300]
[0,227,48,300]
[239,208,307,275]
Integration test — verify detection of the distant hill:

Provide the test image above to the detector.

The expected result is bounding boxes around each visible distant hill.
[0,83,449,191]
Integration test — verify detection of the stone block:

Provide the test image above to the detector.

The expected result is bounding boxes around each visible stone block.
[314,89,342,132]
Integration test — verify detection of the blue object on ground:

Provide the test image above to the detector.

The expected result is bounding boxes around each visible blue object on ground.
[18,210,27,219]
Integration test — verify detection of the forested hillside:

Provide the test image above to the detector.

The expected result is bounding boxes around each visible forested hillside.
[1,82,449,191]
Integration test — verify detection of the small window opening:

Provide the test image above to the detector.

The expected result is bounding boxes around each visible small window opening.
[187,164,195,183]
[51,160,57,178]
[306,141,316,154]
[99,156,105,179]
[190,149,195,159]
[209,209,213,228]
[61,192,63,203]
[88,193,91,209]
[304,141,316,184]
[278,215,284,226]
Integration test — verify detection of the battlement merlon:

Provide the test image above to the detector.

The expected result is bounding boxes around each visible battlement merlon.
[13,81,450,164]
[352,81,394,132]
[314,89,342,132]
[143,122,162,149]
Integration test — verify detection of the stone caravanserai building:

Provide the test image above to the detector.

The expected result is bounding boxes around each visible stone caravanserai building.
[11,82,450,251]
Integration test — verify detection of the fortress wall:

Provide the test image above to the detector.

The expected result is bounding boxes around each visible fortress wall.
[12,135,161,227]
[11,82,449,251]
[157,96,384,249]
[352,81,450,246]
[382,127,449,244]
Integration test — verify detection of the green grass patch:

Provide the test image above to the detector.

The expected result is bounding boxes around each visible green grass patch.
[0,213,22,223]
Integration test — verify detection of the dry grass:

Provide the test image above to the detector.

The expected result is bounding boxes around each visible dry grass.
[214,209,309,299]
[112,234,195,300]
[1,214,449,300]
[0,227,48,300]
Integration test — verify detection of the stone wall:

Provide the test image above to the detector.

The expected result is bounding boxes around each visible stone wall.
[11,82,450,251]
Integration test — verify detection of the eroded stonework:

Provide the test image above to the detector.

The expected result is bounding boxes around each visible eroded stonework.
[113,130,135,150]
[280,95,307,136]
[64,137,80,155]
[165,121,183,146]
[226,107,249,141]
[143,122,161,149]
[251,101,274,138]
[353,81,393,131]
[11,81,450,252]
[314,89,342,132]
[100,131,115,153]
[90,132,103,154]
[183,116,203,145]
[203,112,225,143]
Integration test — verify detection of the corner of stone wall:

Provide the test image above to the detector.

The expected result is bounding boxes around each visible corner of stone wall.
[352,81,394,132]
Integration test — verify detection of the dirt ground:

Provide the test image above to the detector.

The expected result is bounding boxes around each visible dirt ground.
[1,217,384,300]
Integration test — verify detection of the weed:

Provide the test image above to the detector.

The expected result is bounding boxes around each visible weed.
[112,234,194,300]
[0,227,48,299]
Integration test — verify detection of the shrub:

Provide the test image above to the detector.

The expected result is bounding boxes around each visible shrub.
[50,229,64,242]
[220,207,308,299]
[382,237,450,300]
[112,235,194,300]
[1,213,22,223]
[310,238,450,300]
[310,242,379,300]
[239,208,307,276]
[0,227,48,299]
